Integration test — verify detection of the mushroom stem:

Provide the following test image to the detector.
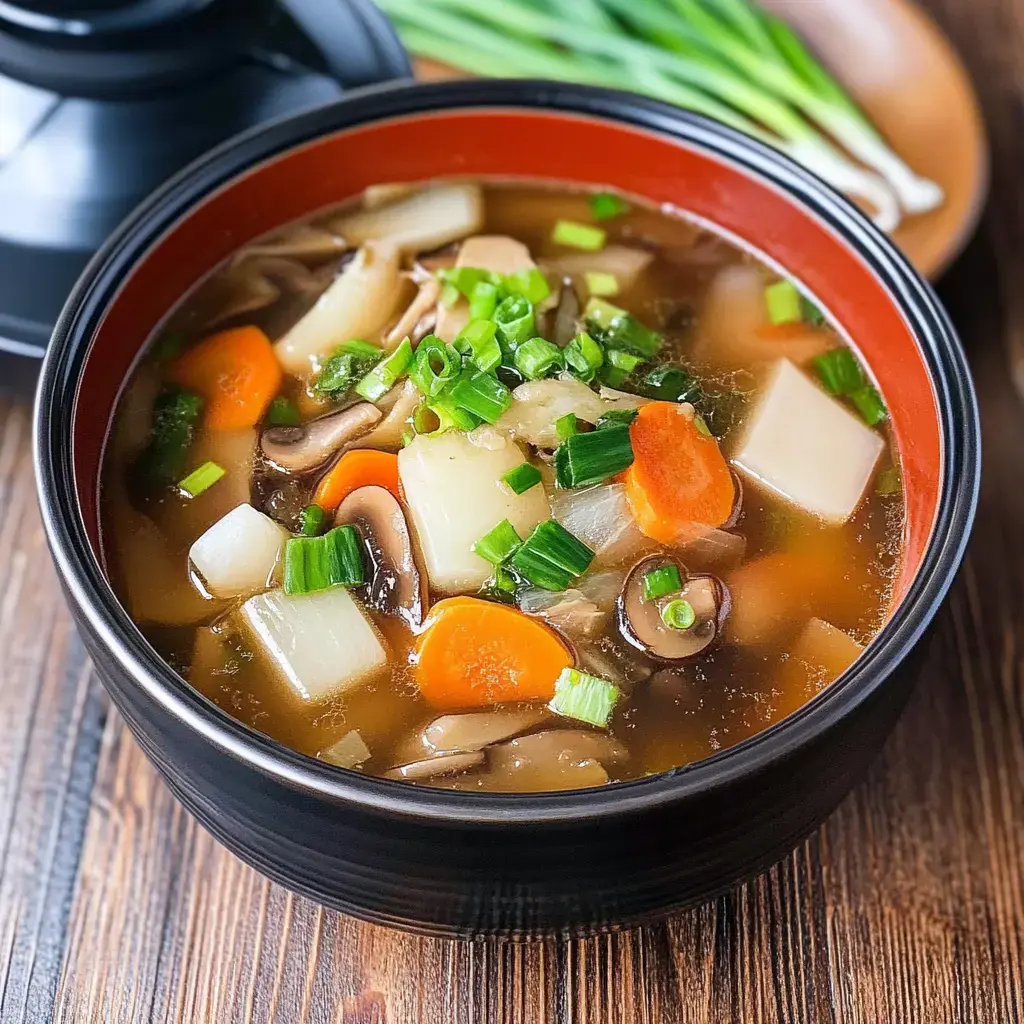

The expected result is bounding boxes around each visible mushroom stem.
[260,403,381,474]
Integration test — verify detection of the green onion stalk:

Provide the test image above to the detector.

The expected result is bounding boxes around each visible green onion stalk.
[378,0,943,232]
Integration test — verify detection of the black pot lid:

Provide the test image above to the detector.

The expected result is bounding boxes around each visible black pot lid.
[0,0,410,394]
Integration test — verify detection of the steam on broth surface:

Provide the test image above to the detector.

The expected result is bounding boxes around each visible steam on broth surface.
[102,180,904,791]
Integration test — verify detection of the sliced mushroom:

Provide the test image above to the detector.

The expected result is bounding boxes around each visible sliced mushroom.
[260,403,381,473]
[335,485,427,629]
[422,708,550,755]
[385,750,485,782]
[618,556,727,661]
[232,225,348,262]
[551,277,581,348]
[384,276,440,350]
[356,380,420,452]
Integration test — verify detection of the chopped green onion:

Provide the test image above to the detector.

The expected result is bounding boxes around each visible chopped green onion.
[469,280,500,321]
[299,504,328,537]
[556,412,579,440]
[265,395,302,427]
[584,296,627,328]
[440,281,461,308]
[590,192,629,221]
[283,525,364,595]
[563,331,605,382]
[643,564,683,601]
[178,460,225,499]
[493,294,535,351]
[634,365,702,404]
[814,348,866,396]
[585,271,619,297]
[401,429,415,447]
[480,564,520,604]
[876,465,902,496]
[448,368,513,424]
[354,337,413,402]
[140,387,203,487]
[428,390,481,432]
[438,266,496,300]
[661,598,696,631]
[314,352,357,394]
[410,335,460,397]
[606,348,644,375]
[849,385,887,426]
[693,413,713,438]
[552,219,606,251]
[801,296,826,326]
[598,364,629,389]
[584,297,662,358]
[505,267,552,305]
[412,402,441,435]
[764,279,803,324]
[548,667,620,728]
[514,337,563,380]
[511,520,595,592]
[554,424,634,489]
[153,331,186,361]
[596,408,638,429]
[453,319,502,373]
[472,518,523,565]
[502,462,543,495]
[337,338,382,360]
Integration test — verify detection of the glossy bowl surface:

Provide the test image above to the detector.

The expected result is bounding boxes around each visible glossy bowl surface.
[34,80,980,936]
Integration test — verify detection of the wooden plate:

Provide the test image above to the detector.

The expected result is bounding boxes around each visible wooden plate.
[414,0,987,280]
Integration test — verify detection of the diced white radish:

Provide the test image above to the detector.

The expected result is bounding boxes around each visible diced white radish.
[320,730,372,769]
[332,182,483,254]
[773,617,864,720]
[274,241,402,375]
[398,430,550,593]
[733,359,884,523]
[189,503,288,598]
[240,588,387,703]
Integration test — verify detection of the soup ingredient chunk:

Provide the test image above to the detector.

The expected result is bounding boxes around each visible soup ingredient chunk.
[262,403,382,474]
[240,587,386,702]
[623,402,735,544]
[733,359,884,523]
[320,730,372,769]
[314,449,401,512]
[188,503,288,598]
[414,597,572,710]
[168,326,281,430]
[399,430,549,593]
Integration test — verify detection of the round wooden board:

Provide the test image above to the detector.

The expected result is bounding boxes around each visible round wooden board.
[414,0,987,280]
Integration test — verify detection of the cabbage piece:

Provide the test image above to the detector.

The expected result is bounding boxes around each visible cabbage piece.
[240,587,387,703]
[189,503,288,599]
[550,483,655,568]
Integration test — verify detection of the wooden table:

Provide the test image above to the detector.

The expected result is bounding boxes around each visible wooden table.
[2,1,1023,1019]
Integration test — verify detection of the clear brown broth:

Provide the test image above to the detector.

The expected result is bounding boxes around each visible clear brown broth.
[102,180,904,789]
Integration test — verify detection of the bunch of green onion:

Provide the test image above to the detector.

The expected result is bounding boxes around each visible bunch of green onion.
[377,0,943,231]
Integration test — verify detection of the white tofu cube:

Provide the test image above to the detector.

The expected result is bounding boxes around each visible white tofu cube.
[240,588,387,703]
[188,503,288,598]
[733,359,884,523]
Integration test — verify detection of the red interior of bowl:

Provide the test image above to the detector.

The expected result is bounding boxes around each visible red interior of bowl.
[72,109,941,606]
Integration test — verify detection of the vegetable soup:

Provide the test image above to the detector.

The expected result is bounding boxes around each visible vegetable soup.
[102,181,904,792]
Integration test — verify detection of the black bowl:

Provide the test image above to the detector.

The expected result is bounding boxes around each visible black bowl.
[34,80,980,937]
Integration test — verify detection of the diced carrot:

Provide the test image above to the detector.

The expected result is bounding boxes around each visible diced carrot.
[751,322,831,363]
[623,402,735,544]
[168,326,282,430]
[313,449,400,513]
[414,597,572,710]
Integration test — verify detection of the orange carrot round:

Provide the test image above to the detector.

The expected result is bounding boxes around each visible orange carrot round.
[313,449,400,512]
[623,401,735,544]
[414,597,572,710]
[168,326,282,430]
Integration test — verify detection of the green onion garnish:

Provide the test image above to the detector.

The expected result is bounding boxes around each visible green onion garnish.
[178,460,225,498]
[814,348,865,396]
[412,402,440,435]
[548,667,620,728]
[314,352,357,394]
[337,338,382,360]
[481,564,520,604]
[554,423,634,489]
[140,387,203,487]
[563,331,605,382]
[596,408,638,429]
[556,412,579,440]
[153,331,186,362]
[453,319,502,373]
[801,296,826,326]
[299,504,327,537]
[354,337,413,402]
[605,348,644,377]
[584,296,627,328]
[410,335,460,397]
[693,414,713,438]
[469,280,500,321]
[265,395,302,427]
[661,598,696,631]
[849,385,887,426]
[585,271,619,297]
[472,518,523,565]
[438,266,495,301]
[448,368,513,424]
[440,281,461,308]
[584,297,662,358]
[643,564,682,601]
[634,365,702,404]
[283,525,364,595]
[514,337,563,380]
[764,279,803,325]
[428,390,482,432]
[876,465,902,496]
[505,267,552,305]
[510,520,595,592]
[493,294,535,351]
[502,463,542,495]
[552,219,606,251]
[590,192,629,221]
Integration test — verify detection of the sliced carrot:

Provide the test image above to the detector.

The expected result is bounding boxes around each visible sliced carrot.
[313,449,400,513]
[623,402,735,544]
[414,597,572,710]
[168,326,282,430]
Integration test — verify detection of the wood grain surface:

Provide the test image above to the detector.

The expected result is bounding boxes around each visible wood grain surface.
[1,1,1023,1019]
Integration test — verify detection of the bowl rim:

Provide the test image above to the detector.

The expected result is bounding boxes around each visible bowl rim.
[34,78,980,825]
